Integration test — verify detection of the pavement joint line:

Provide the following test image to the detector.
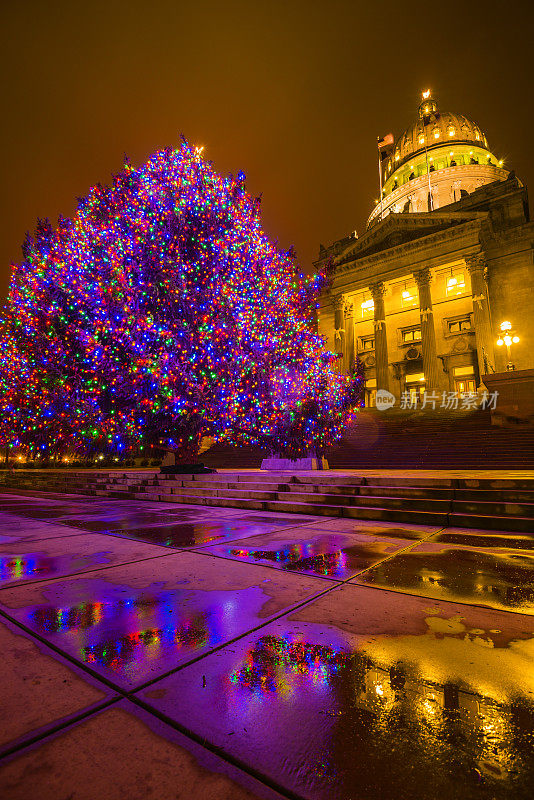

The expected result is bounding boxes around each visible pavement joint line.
[2,508,333,553]
[0,548,189,593]
[0,555,335,698]
[335,524,534,615]
[35,525,218,550]
[337,577,534,616]
[128,694,300,800]
[0,531,92,546]
[336,526,445,583]
[122,573,342,694]
[0,605,141,695]
[132,528,460,692]
[0,697,121,762]
[2,498,533,772]
[183,547,341,584]
[127,529,459,693]
[185,524,444,585]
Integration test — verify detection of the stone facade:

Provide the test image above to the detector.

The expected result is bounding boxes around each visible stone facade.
[317,174,534,406]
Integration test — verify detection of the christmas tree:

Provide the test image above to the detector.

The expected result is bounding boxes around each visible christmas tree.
[0,141,361,462]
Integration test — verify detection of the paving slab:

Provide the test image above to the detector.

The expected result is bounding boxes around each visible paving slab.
[199,527,419,581]
[0,520,95,546]
[0,700,282,800]
[97,519,307,549]
[0,552,327,690]
[136,582,534,800]
[0,616,114,755]
[0,497,62,507]
[351,538,534,614]
[225,512,324,525]
[57,510,216,530]
[433,528,534,549]
[8,504,106,520]
[0,533,178,589]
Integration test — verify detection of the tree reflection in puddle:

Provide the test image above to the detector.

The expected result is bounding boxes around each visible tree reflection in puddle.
[30,594,220,672]
[229,544,348,577]
[0,555,54,582]
[227,632,534,794]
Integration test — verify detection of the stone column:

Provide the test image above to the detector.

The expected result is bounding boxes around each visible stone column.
[331,293,346,373]
[369,282,389,392]
[466,253,495,382]
[344,300,355,374]
[414,268,440,391]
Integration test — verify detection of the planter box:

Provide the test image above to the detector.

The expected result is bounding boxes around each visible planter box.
[261,456,329,471]
[482,369,534,426]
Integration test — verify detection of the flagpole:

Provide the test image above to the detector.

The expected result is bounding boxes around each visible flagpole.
[377,137,384,222]
[423,122,434,211]
[420,91,434,212]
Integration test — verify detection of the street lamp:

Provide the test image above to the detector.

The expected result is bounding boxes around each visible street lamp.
[496,320,520,371]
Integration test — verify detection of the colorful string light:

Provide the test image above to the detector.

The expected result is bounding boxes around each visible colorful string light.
[0,141,361,461]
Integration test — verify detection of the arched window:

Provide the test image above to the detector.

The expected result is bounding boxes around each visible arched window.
[433,128,440,139]
[448,125,456,137]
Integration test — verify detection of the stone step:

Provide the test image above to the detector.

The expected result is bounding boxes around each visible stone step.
[284,475,364,486]
[452,500,534,518]
[448,513,534,534]
[179,480,289,492]
[279,491,356,506]
[353,495,452,512]
[363,476,455,488]
[454,488,534,502]
[172,486,279,500]
[343,505,449,526]
[457,478,534,490]
[358,485,453,499]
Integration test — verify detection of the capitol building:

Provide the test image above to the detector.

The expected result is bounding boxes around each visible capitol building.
[317,91,534,406]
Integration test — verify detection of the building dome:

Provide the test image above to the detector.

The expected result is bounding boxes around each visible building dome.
[367,91,508,227]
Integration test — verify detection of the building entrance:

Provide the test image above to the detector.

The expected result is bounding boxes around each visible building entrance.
[455,377,476,396]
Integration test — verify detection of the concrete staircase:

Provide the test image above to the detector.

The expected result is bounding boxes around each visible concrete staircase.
[200,409,534,470]
[3,469,534,533]
[329,409,534,469]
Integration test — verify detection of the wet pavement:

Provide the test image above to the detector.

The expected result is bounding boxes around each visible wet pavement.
[1,491,534,799]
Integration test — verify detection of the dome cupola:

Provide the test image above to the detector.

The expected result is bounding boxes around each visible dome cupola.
[368,90,509,227]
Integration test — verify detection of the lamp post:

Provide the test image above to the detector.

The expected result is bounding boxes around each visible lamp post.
[496,320,520,371]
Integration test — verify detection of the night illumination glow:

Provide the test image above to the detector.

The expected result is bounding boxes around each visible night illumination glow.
[0,141,362,462]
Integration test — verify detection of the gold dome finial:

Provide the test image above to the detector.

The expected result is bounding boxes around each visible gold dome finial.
[419,90,438,122]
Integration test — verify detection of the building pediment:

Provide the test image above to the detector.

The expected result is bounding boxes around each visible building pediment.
[335,211,486,264]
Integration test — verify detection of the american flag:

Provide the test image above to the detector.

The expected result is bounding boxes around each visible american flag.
[377,133,394,148]
[377,133,394,161]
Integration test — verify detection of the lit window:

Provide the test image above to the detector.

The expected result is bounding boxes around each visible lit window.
[402,328,422,343]
[475,131,480,140]
[395,153,400,161]
[448,127,456,137]
[448,318,471,334]
[419,135,425,145]
[433,128,440,139]
[446,272,466,296]
[361,298,374,317]
[401,285,418,307]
